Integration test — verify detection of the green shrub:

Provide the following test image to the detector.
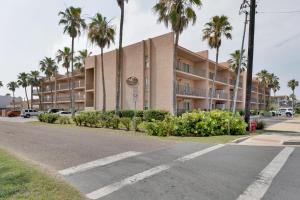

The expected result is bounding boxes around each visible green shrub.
[296,107,300,114]
[239,110,245,116]
[58,116,71,125]
[143,110,169,122]
[73,111,101,127]
[119,110,135,119]
[133,117,143,131]
[111,115,120,129]
[38,113,59,124]
[144,110,247,137]
[120,117,131,131]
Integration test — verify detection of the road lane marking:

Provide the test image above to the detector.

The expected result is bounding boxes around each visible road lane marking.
[59,151,142,176]
[86,144,224,200]
[237,147,294,200]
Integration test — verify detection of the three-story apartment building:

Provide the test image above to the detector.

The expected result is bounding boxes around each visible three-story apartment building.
[34,33,268,113]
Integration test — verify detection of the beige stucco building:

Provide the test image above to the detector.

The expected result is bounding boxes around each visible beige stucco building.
[34,33,268,113]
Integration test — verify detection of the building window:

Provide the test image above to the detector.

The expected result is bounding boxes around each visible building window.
[182,63,190,73]
[183,100,190,111]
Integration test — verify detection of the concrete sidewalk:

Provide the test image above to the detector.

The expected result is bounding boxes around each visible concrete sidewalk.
[239,116,300,146]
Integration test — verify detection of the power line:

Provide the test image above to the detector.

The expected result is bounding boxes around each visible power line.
[258,10,300,14]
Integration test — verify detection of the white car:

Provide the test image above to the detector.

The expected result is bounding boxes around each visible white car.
[58,111,72,117]
[21,109,41,118]
[278,108,294,117]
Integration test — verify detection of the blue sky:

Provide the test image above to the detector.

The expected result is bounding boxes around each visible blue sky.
[0,0,299,98]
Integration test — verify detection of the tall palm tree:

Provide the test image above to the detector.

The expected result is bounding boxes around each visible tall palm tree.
[154,0,202,115]
[75,49,92,72]
[256,69,270,110]
[28,71,41,109]
[288,79,299,110]
[7,81,19,110]
[203,15,232,110]
[88,13,115,112]
[116,0,129,113]
[56,47,72,110]
[17,72,30,109]
[40,57,58,108]
[228,50,247,110]
[266,73,279,109]
[59,6,86,116]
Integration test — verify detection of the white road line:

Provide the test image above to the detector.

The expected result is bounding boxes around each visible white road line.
[237,147,294,200]
[59,151,142,176]
[86,144,224,200]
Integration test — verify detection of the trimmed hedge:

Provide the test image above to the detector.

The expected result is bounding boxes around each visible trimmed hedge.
[143,110,247,137]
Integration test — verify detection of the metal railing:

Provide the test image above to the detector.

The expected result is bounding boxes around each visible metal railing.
[209,73,228,84]
[176,63,207,78]
[176,85,207,97]
[212,91,229,99]
[230,80,243,88]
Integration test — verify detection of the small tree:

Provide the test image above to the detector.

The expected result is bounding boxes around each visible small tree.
[288,79,299,110]
[75,49,92,72]
[88,13,115,112]
[203,15,232,110]
[7,81,19,110]
[17,72,30,109]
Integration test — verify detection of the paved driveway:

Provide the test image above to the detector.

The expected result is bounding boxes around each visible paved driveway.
[0,121,299,200]
[0,116,38,123]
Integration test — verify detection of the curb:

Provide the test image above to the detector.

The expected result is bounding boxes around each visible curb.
[231,136,251,144]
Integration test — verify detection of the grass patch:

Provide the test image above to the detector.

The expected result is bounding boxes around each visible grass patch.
[163,135,248,144]
[0,149,84,200]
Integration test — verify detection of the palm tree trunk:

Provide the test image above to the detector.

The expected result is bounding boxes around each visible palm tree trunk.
[67,68,71,111]
[264,87,266,110]
[30,85,33,109]
[116,2,125,113]
[173,32,180,115]
[101,48,106,112]
[25,87,29,109]
[71,37,75,116]
[210,47,219,110]
[292,89,295,110]
[49,78,54,108]
[13,91,15,110]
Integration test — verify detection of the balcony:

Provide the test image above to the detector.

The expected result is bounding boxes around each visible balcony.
[230,80,243,88]
[177,85,206,98]
[251,98,258,103]
[212,90,228,100]
[209,73,228,84]
[230,93,243,101]
[176,63,207,78]
[41,87,54,93]
[56,81,84,91]
[56,95,85,102]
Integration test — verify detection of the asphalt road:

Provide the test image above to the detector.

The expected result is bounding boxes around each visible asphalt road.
[0,121,299,200]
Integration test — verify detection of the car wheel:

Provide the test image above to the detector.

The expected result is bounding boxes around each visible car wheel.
[25,114,30,118]
[286,113,292,117]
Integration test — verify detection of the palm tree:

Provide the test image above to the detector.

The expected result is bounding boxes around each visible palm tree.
[28,70,41,109]
[288,79,299,110]
[59,6,86,116]
[116,0,129,113]
[40,57,58,108]
[154,0,202,115]
[228,50,247,111]
[256,70,270,110]
[56,47,72,110]
[266,73,279,109]
[17,72,30,109]
[203,15,232,110]
[75,49,92,72]
[7,81,19,110]
[88,13,115,112]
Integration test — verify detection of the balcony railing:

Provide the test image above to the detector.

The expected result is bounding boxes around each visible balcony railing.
[41,87,54,93]
[209,73,228,84]
[56,95,85,102]
[177,85,207,97]
[56,81,84,91]
[251,98,258,103]
[212,90,228,100]
[230,93,243,101]
[176,63,207,78]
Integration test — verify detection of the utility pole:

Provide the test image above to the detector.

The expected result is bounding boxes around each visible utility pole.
[232,1,250,114]
[244,0,256,125]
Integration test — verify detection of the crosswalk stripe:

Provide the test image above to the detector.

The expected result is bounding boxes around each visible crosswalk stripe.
[86,144,224,200]
[59,151,142,176]
[237,147,294,200]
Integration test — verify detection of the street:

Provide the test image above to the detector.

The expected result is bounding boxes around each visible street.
[0,120,299,200]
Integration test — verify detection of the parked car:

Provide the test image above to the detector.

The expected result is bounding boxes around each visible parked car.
[47,108,64,114]
[7,110,21,117]
[58,111,71,117]
[278,108,295,117]
[21,109,41,118]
